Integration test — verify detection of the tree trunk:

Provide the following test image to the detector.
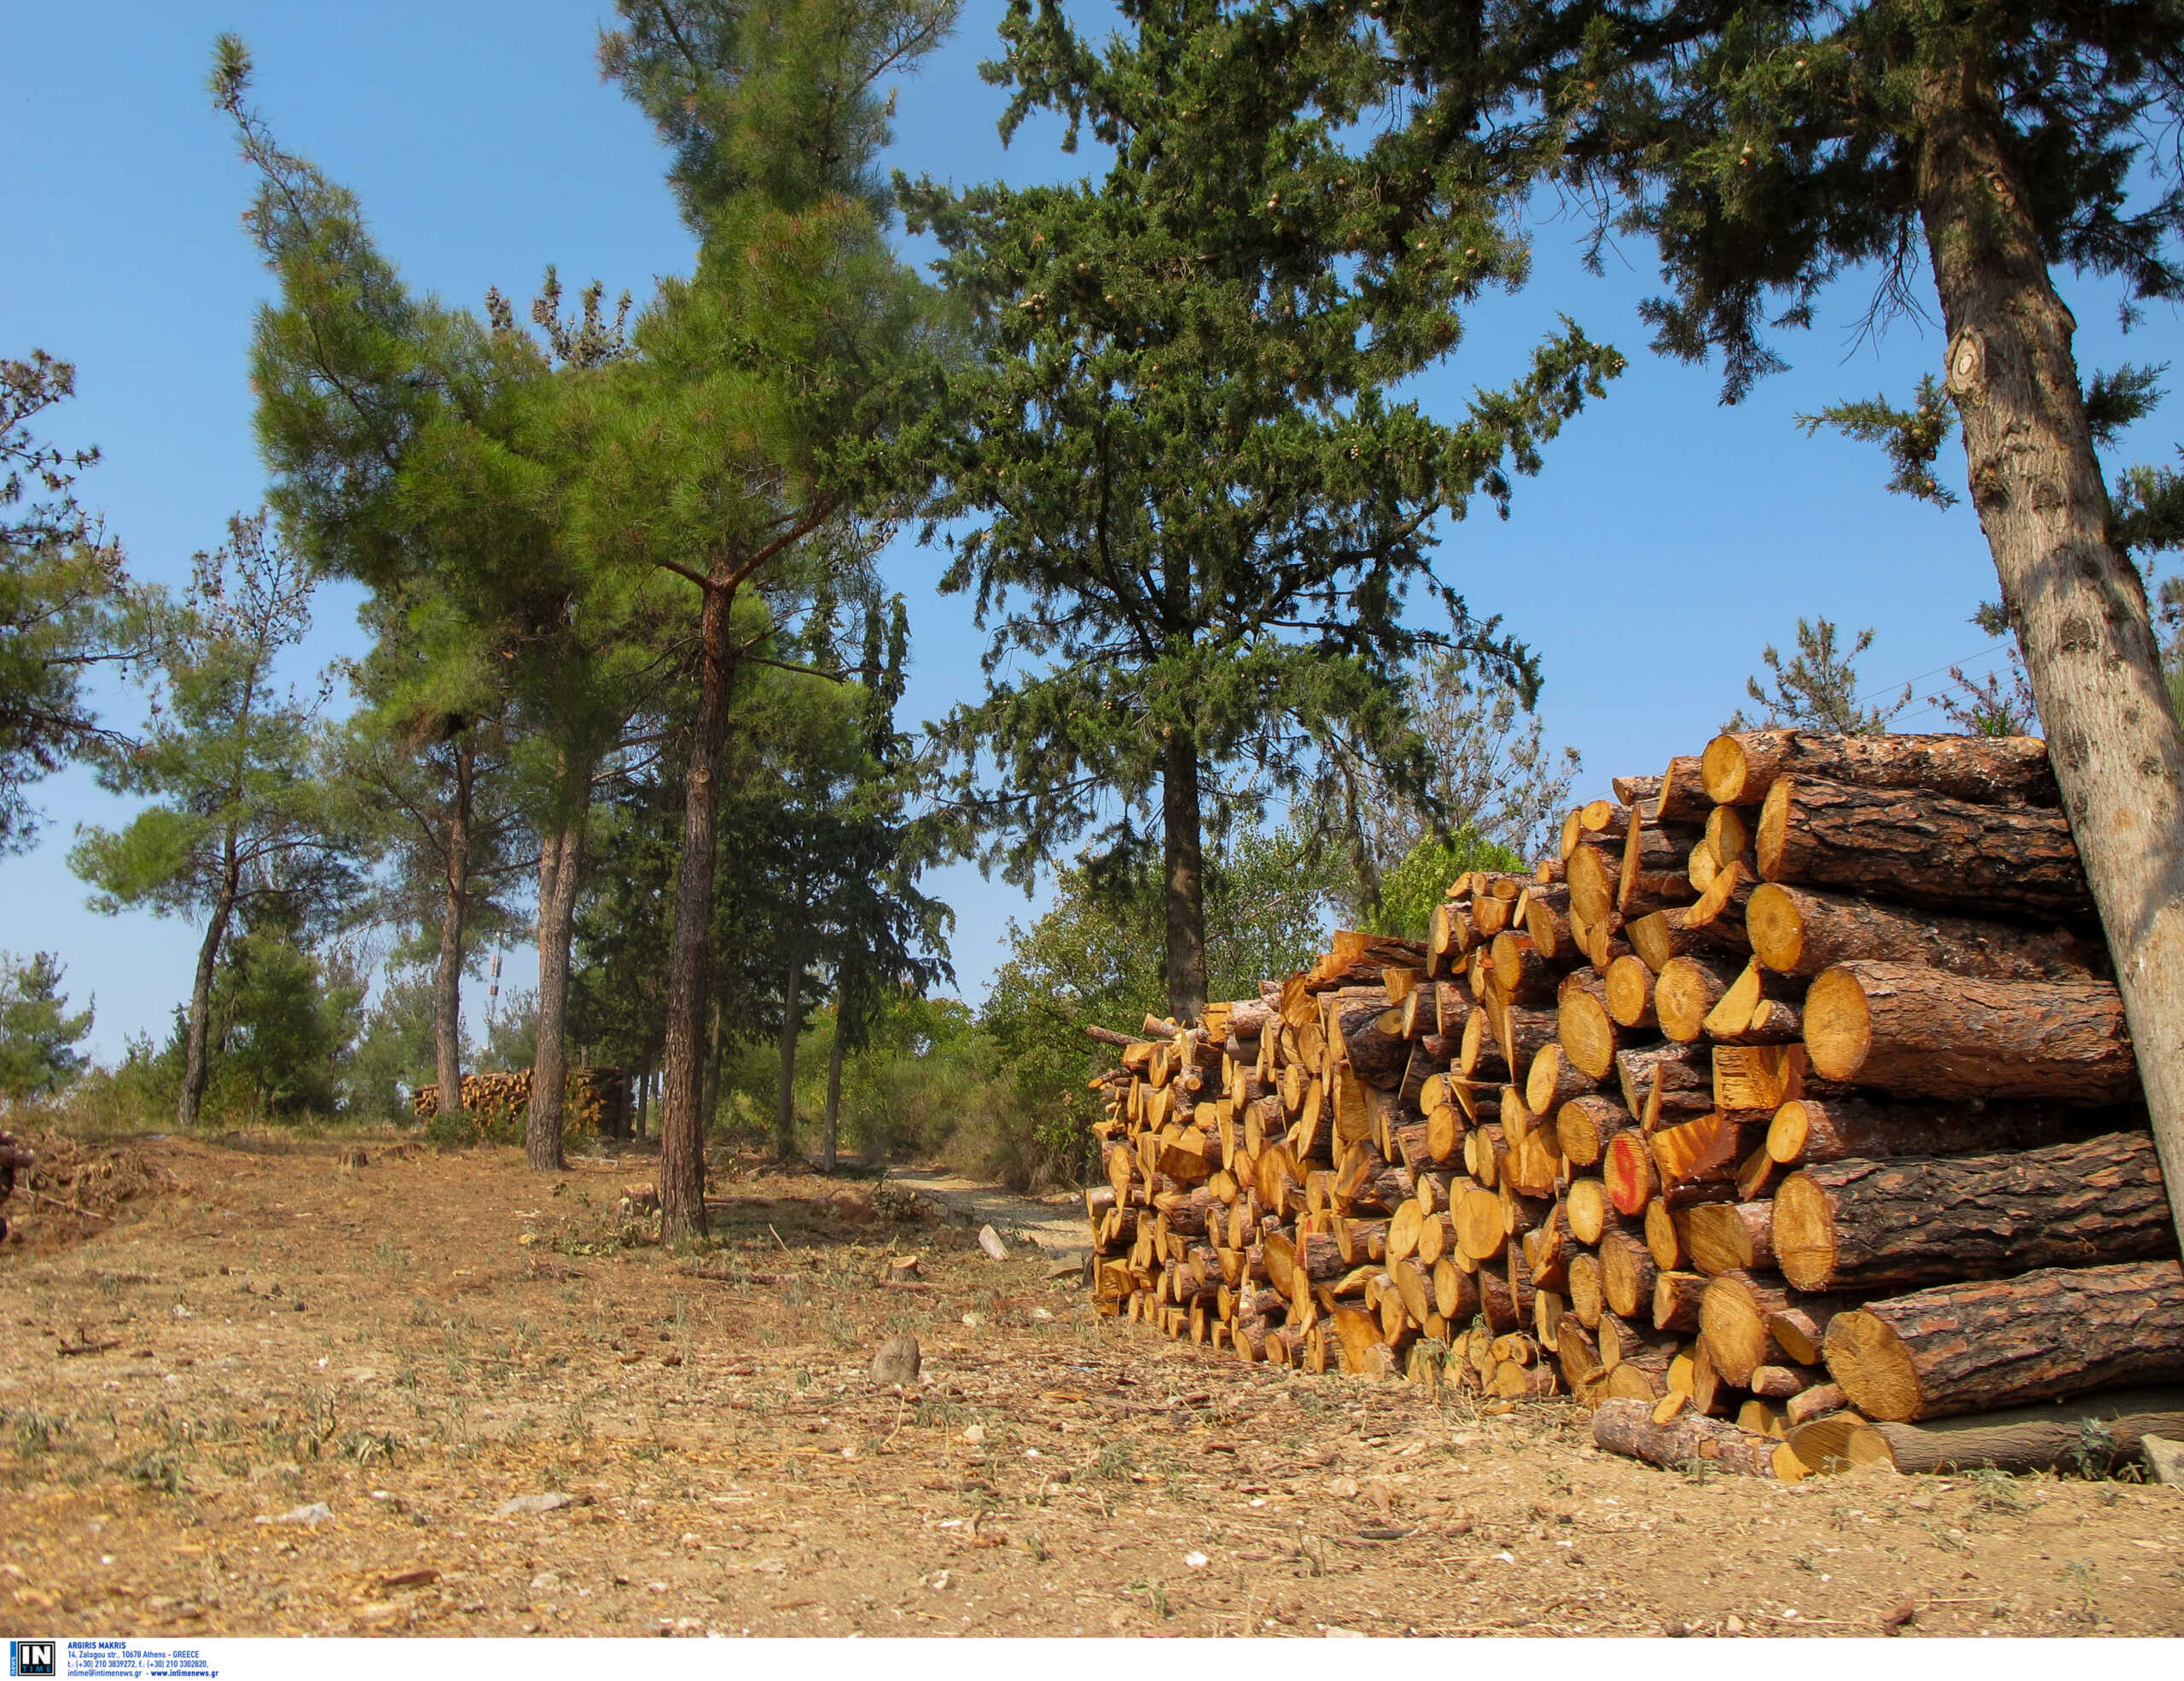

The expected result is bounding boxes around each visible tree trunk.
[636,1066,650,1141]
[1803,960,2138,1102]
[1822,1259,2184,1421]
[177,844,238,1129]
[1746,881,2104,982]
[775,953,802,1162]
[433,739,474,1120]
[822,1016,845,1172]
[1757,777,2091,922]
[1162,729,1207,1024]
[1914,50,2184,1248]
[659,577,737,1240]
[526,783,590,1173]
[1774,1131,2175,1293]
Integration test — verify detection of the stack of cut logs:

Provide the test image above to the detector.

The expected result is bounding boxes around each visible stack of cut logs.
[0,1129,32,1243]
[1083,730,2184,1478]
[411,1067,629,1140]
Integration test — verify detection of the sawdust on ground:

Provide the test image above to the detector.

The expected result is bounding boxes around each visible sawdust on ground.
[0,1130,2180,1639]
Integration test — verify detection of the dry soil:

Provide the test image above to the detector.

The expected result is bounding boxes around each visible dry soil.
[2,1130,2181,1638]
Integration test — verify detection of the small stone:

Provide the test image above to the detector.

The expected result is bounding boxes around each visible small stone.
[2142,1434,2184,1486]
[1183,1551,1209,1568]
[680,1533,702,1550]
[1327,1475,1360,1499]
[870,1334,921,1387]
[254,1502,334,1527]
[496,1492,581,1516]
[1724,1615,1745,1634]
[961,1423,986,1445]
[978,1224,1008,1261]
[529,1571,562,1591]
[927,1570,952,1591]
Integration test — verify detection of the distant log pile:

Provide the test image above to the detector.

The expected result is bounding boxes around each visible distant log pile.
[1082,730,2184,1478]
[0,1130,32,1242]
[411,1067,629,1141]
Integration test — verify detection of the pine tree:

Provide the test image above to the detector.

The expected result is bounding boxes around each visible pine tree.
[593,0,959,1236]
[901,0,1619,1021]
[69,513,351,1127]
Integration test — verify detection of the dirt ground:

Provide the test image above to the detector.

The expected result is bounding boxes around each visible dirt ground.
[1,1130,2181,1639]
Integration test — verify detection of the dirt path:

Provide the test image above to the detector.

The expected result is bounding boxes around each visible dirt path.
[0,1132,2179,1638]
[879,1167,1089,1259]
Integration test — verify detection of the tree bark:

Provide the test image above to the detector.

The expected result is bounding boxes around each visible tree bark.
[1162,729,1207,1024]
[433,738,474,1121]
[1803,960,2139,1102]
[1590,1397,1776,1476]
[1822,1259,2184,1421]
[1757,777,2092,922]
[659,576,737,1240]
[1774,1131,2176,1293]
[1702,729,2059,809]
[822,1015,845,1172]
[1746,881,2104,982]
[526,782,590,1173]
[177,840,239,1129]
[1914,49,2184,1249]
[1764,1094,2129,1168]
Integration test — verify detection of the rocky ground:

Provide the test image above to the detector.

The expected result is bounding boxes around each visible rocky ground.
[0,1129,2180,1638]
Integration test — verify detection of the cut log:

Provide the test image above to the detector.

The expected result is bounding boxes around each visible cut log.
[1784,1383,1847,1428]
[1590,1398,1778,1476]
[1491,932,1563,1008]
[1556,1095,1632,1170]
[1566,1252,1604,1329]
[1763,1301,1844,1368]
[1566,839,1620,928]
[1565,1176,1613,1245]
[1652,1270,1707,1334]
[1804,962,2139,1104]
[1603,1131,1658,1216]
[1746,881,2103,983]
[1616,1043,1712,1126]
[1683,1201,1774,1277]
[1821,1260,2184,1421]
[1525,884,1577,964]
[1604,955,1657,1030]
[1600,1227,1658,1321]
[1702,729,2060,809]
[1757,777,2092,922]
[1866,1389,2184,1475]
[1764,1095,2129,1167]
[1699,1269,1794,1386]
[1643,1198,1687,1270]
[1525,1043,1605,1115]
[1556,970,1620,1081]
[1658,756,1711,822]
[1626,864,1754,971]
[1773,1132,2177,1293]
[1655,953,1745,1044]
[1747,1363,1822,1399]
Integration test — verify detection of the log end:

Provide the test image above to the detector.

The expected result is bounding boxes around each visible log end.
[1755,777,1791,879]
[1802,966,1872,1082]
[1746,881,1805,974]
[1700,732,1751,806]
[1771,1172,1834,1292]
[1821,1307,1921,1422]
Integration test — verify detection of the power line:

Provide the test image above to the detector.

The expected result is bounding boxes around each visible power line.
[1853,640,2009,707]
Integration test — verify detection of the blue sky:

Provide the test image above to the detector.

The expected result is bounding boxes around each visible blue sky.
[7,1,2180,1060]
